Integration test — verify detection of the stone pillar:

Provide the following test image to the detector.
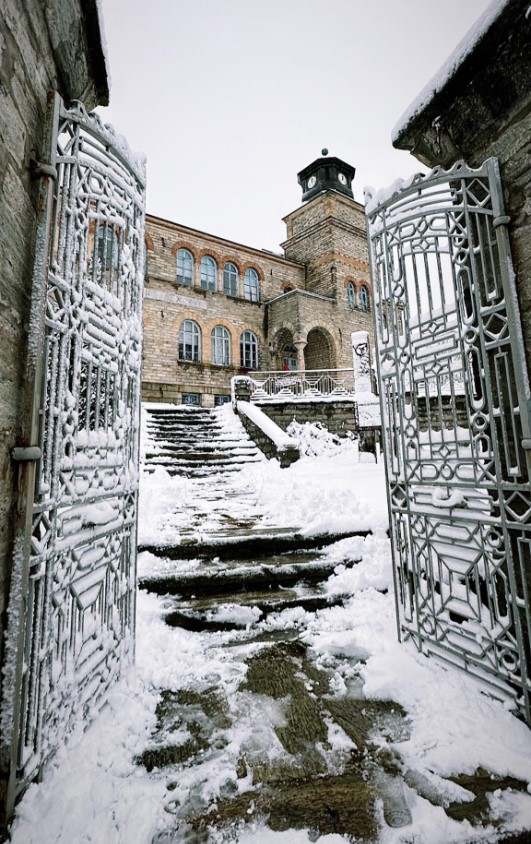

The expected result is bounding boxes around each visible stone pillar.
[294,339,307,371]
[352,330,371,393]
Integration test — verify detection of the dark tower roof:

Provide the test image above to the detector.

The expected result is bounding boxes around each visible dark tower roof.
[297,154,356,203]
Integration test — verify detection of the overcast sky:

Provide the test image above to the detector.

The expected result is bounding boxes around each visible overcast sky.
[98,0,492,252]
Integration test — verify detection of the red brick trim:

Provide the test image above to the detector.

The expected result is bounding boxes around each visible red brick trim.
[196,248,221,264]
[221,257,243,275]
[170,242,199,260]
[240,262,264,282]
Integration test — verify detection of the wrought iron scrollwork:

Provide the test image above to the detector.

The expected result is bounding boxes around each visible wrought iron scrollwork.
[367,158,531,723]
[14,95,145,790]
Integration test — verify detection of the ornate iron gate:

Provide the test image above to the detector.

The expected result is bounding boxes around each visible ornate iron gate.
[366,159,531,722]
[6,93,145,797]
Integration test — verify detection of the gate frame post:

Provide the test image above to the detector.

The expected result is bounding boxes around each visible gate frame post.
[1,91,61,821]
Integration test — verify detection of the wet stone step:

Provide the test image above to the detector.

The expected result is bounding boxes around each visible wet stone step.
[163,589,347,632]
[139,529,369,561]
[140,550,362,598]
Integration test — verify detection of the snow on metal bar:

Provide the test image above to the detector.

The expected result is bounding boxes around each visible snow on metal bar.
[366,158,531,724]
[15,97,146,791]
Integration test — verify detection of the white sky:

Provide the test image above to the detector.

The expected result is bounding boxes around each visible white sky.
[98,0,492,252]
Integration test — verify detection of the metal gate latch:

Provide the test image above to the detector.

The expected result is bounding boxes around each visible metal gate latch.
[12,446,42,462]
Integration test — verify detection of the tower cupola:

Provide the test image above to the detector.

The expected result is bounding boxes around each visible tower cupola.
[297,149,356,203]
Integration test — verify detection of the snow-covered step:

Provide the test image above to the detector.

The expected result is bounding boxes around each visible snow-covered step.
[163,587,346,632]
[142,405,263,479]
[139,546,360,597]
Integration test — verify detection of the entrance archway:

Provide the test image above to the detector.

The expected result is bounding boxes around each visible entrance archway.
[304,328,334,370]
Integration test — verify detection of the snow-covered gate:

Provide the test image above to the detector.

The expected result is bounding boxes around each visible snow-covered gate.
[5,93,145,801]
[366,159,531,723]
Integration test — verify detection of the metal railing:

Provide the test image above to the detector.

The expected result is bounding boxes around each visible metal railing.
[247,368,355,400]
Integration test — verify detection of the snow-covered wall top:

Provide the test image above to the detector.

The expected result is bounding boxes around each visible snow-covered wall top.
[392,0,509,144]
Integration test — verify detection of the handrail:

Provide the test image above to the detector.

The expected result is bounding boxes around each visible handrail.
[243,368,356,400]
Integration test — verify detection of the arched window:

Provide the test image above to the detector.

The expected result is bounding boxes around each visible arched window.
[178,319,201,362]
[243,267,260,302]
[347,282,356,309]
[240,330,258,369]
[283,344,297,371]
[94,223,119,278]
[200,255,217,291]
[223,262,238,296]
[359,285,370,311]
[176,248,194,286]
[211,326,231,366]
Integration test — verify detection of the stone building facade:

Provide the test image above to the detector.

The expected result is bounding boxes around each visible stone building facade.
[0,0,109,830]
[142,155,374,406]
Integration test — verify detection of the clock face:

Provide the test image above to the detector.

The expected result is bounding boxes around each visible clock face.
[338,173,347,185]
[308,175,316,188]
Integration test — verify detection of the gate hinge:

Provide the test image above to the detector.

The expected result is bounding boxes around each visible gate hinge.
[493,215,511,228]
[12,446,42,462]
[30,160,57,181]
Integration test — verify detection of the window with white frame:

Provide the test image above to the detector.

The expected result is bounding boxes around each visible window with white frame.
[182,392,201,405]
[178,319,201,362]
[243,267,260,302]
[240,330,258,369]
[211,325,231,366]
[223,262,238,296]
[176,248,194,286]
[94,223,119,284]
[347,282,356,309]
[359,284,370,311]
[200,255,217,291]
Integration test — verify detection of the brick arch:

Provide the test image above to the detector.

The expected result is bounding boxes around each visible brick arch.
[240,261,265,282]
[170,311,204,331]
[196,248,221,264]
[270,323,297,347]
[239,324,263,341]
[203,316,234,334]
[356,280,372,309]
[205,320,234,366]
[220,256,243,275]
[170,241,199,261]
[238,325,263,370]
[299,319,337,342]
[271,326,297,370]
[145,232,154,251]
[173,315,203,364]
[303,325,337,369]
[343,276,357,288]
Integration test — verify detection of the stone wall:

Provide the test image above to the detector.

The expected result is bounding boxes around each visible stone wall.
[281,191,374,358]
[143,185,375,406]
[237,409,300,468]
[392,0,531,377]
[0,0,108,829]
[143,215,306,405]
[255,400,357,437]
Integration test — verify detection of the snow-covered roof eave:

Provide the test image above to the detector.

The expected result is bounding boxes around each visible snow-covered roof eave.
[392,0,511,150]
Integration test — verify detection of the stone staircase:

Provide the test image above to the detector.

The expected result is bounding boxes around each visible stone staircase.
[139,536,360,633]
[137,410,531,842]
[143,405,263,478]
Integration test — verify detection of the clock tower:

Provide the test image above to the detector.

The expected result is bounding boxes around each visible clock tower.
[298,149,356,203]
